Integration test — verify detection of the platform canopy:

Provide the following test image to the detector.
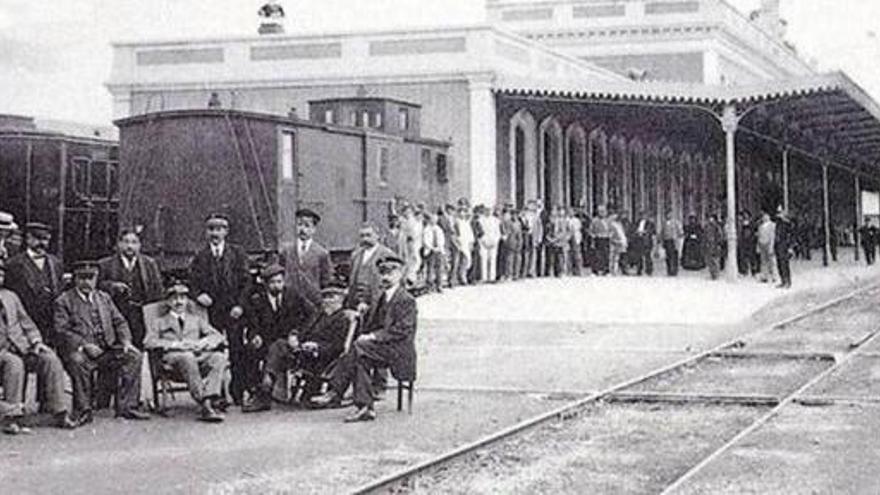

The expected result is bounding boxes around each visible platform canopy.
[495,71,880,179]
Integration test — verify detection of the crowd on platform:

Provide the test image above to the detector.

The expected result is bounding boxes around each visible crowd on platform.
[383,197,871,291]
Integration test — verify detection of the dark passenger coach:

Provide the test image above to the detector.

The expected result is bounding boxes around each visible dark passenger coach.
[115,96,452,272]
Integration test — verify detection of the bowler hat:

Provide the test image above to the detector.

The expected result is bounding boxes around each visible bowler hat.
[25,222,51,238]
[295,208,321,224]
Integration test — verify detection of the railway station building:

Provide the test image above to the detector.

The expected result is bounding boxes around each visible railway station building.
[106,0,880,277]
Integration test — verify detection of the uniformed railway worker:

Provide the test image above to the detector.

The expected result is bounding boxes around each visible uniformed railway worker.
[56,261,150,425]
[189,213,251,405]
[4,222,63,345]
[313,254,417,423]
[144,283,229,423]
[0,259,78,434]
[241,263,317,411]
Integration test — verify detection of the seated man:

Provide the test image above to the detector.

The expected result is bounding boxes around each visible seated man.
[56,261,150,425]
[312,254,417,422]
[0,260,78,434]
[144,283,228,423]
[242,264,318,413]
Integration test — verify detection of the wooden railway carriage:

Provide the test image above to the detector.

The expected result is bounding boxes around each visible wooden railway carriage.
[115,102,452,272]
[0,115,119,263]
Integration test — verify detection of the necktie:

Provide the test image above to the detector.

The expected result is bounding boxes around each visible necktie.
[177,316,185,333]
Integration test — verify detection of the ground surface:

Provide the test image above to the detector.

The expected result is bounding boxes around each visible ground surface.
[3,256,880,494]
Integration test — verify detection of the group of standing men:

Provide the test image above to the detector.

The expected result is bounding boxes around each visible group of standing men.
[0,207,418,433]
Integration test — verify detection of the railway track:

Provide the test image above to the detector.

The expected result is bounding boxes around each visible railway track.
[350,282,880,494]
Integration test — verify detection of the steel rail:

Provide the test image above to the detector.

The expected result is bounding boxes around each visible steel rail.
[349,282,880,495]
[661,316,880,493]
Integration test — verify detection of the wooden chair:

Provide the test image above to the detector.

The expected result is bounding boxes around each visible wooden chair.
[143,300,215,415]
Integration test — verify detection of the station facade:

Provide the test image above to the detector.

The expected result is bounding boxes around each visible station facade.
[107,0,880,277]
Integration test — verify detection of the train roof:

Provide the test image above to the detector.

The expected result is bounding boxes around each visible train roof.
[114,108,451,148]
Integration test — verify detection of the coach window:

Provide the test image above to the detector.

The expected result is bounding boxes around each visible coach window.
[378,146,390,186]
[361,110,370,128]
[108,162,120,200]
[349,111,357,127]
[436,153,449,184]
[399,108,409,131]
[71,157,89,197]
[281,132,295,181]
[324,109,334,124]
[89,161,109,199]
[373,112,383,129]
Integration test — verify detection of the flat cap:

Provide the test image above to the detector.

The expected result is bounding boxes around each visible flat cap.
[261,263,285,280]
[320,283,347,298]
[164,282,190,298]
[375,253,405,269]
[71,260,99,276]
[25,222,51,238]
[205,213,230,228]
[295,208,321,224]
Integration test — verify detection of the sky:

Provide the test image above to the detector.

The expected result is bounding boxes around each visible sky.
[1,0,880,126]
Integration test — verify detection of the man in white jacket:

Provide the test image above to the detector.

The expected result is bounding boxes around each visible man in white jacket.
[478,206,502,283]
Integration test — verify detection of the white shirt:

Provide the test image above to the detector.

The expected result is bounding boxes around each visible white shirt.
[76,289,95,304]
[361,245,379,268]
[383,284,400,304]
[297,239,312,258]
[27,248,46,270]
[268,291,282,312]
[210,242,225,259]
[422,225,446,253]
[121,254,137,271]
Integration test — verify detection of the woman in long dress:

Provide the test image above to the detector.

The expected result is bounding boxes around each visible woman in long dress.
[681,215,706,270]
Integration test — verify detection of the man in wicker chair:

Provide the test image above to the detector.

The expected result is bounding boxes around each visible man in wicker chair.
[144,283,228,423]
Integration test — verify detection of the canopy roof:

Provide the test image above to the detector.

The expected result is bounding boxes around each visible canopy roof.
[496,72,880,177]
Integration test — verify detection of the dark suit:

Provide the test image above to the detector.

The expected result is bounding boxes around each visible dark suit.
[98,254,164,349]
[330,286,417,408]
[4,252,63,345]
[55,289,142,415]
[282,239,333,306]
[189,242,251,402]
[632,219,655,276]
[0,289,67,415]
[775,216,794,287]
[244,287,317,392]
[344,244,395,310]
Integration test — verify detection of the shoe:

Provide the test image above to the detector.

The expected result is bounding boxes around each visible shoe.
[2,419,33,435]
[344,406,376,423]
[212,398,230,413]
[372,388,387,402]
[311,391,341,409]
[76,409,94,427]
[54,412,79,430]
[241,397,272,414]
[198,402,225,423]
[119,409,151,421]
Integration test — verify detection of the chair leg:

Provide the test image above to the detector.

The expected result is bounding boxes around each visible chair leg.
[407,382,413,415]
[397,381,403,412]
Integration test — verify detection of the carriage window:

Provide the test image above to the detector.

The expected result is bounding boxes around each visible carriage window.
[323,109,334,124]
[281,132,295,181]
[361,110,370,128]
[436,153,449,184]
[71,158,89,197]
[399,108,409,130]
[89,161,109,198]
[378,146,390,185]
[373,112,383,128]
[108,162,120,200]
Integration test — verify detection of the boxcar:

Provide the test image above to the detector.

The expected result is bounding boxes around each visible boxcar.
[115,105,452,271]
[0,115,120,263]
